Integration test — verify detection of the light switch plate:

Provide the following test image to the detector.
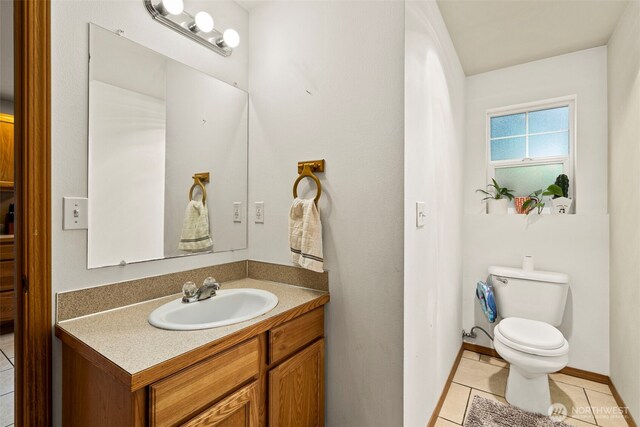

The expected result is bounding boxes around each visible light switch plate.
[255,202,264,223]
[63,197,88,230]
[233,202,242,223]
[416,202,426,227]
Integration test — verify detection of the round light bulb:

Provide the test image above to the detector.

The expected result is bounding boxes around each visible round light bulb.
[194,11,214,33]
[223,29,240,48]
[160,0,183,15]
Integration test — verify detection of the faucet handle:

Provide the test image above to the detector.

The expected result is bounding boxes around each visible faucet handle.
[203,277,221,290]
[182,281,198,298]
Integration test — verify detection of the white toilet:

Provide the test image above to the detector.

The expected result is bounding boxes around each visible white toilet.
[489,264,570,415]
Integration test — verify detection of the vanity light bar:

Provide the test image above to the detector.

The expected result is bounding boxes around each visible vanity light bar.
[143,0,240,57]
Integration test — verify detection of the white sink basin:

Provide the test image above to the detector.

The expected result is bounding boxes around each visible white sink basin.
[148,288,279,331]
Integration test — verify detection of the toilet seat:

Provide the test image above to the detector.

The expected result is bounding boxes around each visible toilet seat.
[495,317,569,357]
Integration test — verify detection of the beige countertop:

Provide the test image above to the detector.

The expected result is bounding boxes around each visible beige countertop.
[56,278,328,377]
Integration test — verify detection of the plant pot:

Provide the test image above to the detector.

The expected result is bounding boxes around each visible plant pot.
[514,197,531,214]
[487,198,509,214]
[551,197,573,214]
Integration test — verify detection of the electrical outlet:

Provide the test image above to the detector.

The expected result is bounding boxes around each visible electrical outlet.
[63,197,89,230]
[255,202,264,223]
[416,202,426,227]
[233,202,242,223]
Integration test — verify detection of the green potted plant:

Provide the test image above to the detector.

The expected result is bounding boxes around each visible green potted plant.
[550,174,572,214]
[522,184,563,215]
[476,179,515,214]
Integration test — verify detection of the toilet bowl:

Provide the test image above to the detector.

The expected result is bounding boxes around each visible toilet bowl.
[494,317,569,414]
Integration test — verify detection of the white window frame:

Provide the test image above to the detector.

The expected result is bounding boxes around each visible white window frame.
[485,95,577,201]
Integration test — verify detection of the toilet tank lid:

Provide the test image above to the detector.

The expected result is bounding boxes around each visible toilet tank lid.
[489,266,569,284]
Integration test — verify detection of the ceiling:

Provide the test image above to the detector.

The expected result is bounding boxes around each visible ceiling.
[437,0,630,76]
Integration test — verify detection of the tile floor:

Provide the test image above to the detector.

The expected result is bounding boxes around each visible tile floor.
[434,350,629,427]
[0,333,14,427]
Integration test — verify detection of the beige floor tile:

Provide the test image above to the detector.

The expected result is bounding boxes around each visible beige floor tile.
[0,354,10,372]
[563,416,598,427]
[453,358,508,397]
[438,383,470,424]
[0,344,13,360]
[463,389,507,424]
[0,334,12,346]
[0,392,13,427]
[434,417,460,427]
[462,350,480,361]
[0,369,13,396]
[550,380,597,424]
[479,354,508,368]
[435,417,460,427]
[585,389,629,427]
[550,373,612,395]
[7,359,11,367]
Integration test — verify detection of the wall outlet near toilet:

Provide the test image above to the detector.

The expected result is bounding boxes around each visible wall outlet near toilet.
[416,202,426,227]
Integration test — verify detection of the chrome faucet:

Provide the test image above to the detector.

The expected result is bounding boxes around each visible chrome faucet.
[182,277,221,303]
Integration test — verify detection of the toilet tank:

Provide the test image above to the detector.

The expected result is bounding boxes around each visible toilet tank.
[489,265,569,327]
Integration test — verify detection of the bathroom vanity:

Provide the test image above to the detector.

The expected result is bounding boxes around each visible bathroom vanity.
[55,278,329,426]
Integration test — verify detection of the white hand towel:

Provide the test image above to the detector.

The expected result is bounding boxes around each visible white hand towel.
[178,200,213,252]
[289,198,323,273]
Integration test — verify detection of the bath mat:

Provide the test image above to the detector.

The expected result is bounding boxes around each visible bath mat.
[464,396,572,427]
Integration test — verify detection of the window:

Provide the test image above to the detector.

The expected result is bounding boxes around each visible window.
[487,97,575,200]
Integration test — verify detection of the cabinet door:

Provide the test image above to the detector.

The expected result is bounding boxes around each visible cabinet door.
[181,381,259,427]
[0,114,14,186]
[269,339,324,427]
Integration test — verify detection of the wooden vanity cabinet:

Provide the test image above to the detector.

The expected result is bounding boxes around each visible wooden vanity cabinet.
[269,339,324,427]
[149,338,261,426]
[268,308,325,427]
[59,305,326,427]
[182,381,260,427]
[0,237,15,330]
[0,113,14,187]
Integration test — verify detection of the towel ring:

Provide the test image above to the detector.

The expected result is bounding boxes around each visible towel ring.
[293,163,322,204]
[189,173,210,205]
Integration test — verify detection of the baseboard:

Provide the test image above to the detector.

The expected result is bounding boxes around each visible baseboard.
[462,342,637,427]
[609,379,638,427]
[462,342,609,383]
[427,346,465,427]
[559,366,609,384]
[462,342,500,359]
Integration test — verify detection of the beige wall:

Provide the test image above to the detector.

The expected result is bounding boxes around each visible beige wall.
[248,1,405,425]
[404,1,466,425]
[608,0,640,419]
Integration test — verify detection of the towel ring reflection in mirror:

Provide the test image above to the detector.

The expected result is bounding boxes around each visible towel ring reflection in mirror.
[293,160,325,205]
[189,172,210,205]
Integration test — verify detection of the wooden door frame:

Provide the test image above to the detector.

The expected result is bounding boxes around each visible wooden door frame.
[14,0,52,425]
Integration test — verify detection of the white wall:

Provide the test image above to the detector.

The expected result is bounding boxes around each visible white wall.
[88,81,166,267]
[404,1,465,425]
[608,0,640,419]
[50,1,248,425]
[164,61,248,256]
[465,47,608,215]
[463,48,610,374]
[248,2,405,425]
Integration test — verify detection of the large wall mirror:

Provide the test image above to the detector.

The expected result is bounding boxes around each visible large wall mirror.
[87,24,248,269]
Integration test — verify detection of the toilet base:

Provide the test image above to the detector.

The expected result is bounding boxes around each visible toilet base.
[505,367,551,415]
